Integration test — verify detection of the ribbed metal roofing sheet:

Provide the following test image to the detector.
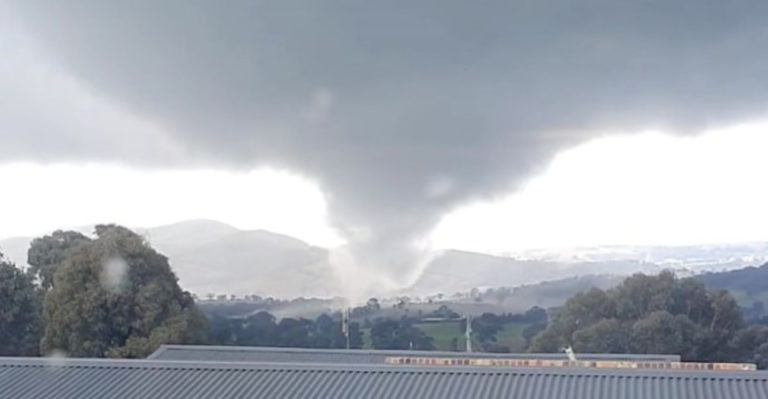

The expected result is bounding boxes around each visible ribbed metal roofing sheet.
[148,345,682,363]
[2,357,765,399]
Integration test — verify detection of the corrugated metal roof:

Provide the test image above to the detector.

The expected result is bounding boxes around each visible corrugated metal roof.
[1,357,766,399]
[148,345,682,363]
[384,356,756,371]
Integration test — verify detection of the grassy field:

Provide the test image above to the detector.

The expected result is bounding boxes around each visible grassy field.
[493,322,529,352]
[415,321,463,351]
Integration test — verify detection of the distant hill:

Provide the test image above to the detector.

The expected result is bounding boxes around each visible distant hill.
[406,250,659,296]
[136,220,337,298]
[478,274,625,309]
[2,219,766,300]
[696,263,768,306]
[115,222,662,299]
[0,220,338,298]
[202,274,626,320]
[0,223,648,298]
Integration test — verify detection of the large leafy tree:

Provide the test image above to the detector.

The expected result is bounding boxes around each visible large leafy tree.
[729,325,768,369]
[629,311,690,355]
[27,230,90,290]
[0,253,42,356]
[41,225,207,358]
[572,318,628,354]
[530,271,745,362]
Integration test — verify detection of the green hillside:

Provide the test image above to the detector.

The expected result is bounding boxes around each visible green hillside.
[696,263,768,306]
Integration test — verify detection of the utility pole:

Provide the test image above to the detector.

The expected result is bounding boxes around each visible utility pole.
[465,314,472,353]
[342,308,350,350]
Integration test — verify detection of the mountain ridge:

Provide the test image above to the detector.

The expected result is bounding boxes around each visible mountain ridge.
[2,219,767,299]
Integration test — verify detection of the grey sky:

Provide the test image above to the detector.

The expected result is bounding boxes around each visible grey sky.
[3,1,768,283]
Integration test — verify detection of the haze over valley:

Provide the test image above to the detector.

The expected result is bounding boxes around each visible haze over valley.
[3,219,765,300]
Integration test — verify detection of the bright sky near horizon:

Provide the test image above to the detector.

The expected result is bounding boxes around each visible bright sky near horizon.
[2,122,767,252]
[432,123,768,253]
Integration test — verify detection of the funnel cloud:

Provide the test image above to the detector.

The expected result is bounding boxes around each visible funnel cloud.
[3,1,768,287]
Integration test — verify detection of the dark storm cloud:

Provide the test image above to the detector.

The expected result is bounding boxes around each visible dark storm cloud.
[4,0,768,282]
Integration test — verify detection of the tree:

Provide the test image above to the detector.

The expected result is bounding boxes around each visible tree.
[0,254,42,355]
[471,313,506,346]
[352,297,383,318]
[276,318,314,347]
[366,298,381,312]
[522,322,547,346]
[237,311,279,346]
[528,326,564,353]
[730,325,768,369]
[312,314,363,349]
[539,287,616,347]
[708,290,744,333]
[629,311,686,355]
[41,225,207,358]
[207,314,237,345]
[311,314,338,348]
[427,305,459,319]
[523,306,548,324]
[370,319,402,349]
[27,230,90,290]
[370,319,433,350]
[208,311,364,349]
[677,277,713,325]
[614,273,662,320]
[572,319,627,354]
[346,321,364,349]
[528,271,746,362]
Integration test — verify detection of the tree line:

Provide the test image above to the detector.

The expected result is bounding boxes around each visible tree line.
[529,271,768,368]
[3,225,768,367]
[207,312,440,351]
[0,226,206,358]
[0,225,442,356]
[207,311,364,349]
